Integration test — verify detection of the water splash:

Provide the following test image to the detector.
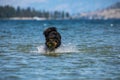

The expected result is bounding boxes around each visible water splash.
[36,43,79,54]
[55,44,79,53]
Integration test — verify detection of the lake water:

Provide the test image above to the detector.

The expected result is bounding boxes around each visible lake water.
[0,19,120,80]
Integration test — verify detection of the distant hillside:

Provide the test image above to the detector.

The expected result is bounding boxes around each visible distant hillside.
[107,2,120,9]
[77,2,120,19]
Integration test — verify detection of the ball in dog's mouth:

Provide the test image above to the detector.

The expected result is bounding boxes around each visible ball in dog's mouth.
[46,39,57,51]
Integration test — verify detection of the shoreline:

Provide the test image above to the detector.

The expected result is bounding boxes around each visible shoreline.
[0,17,71,21]
[0,17,120,21]
[9,17,47,20]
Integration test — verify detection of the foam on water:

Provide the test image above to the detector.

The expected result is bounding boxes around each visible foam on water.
[36,43,79,54]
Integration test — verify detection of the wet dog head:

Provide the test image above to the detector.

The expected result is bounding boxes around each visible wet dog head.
[43,27,61,51]
[43,27,57,38]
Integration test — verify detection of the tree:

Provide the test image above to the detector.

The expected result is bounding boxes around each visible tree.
[16,6,21,17]
[0,5,71,19]
[66,12,70,18]
[61,11,65,19]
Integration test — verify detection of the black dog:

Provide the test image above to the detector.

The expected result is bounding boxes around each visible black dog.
[43,27,61,52]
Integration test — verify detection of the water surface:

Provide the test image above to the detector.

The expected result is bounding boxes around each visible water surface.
[0,19,120,80]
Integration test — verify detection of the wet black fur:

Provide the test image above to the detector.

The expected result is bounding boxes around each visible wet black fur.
[43,27,61,52]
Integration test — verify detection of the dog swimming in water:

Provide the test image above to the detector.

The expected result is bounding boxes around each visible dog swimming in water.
[43,27,61,53]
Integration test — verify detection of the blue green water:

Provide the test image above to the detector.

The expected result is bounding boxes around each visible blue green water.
[0,19,120,80]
